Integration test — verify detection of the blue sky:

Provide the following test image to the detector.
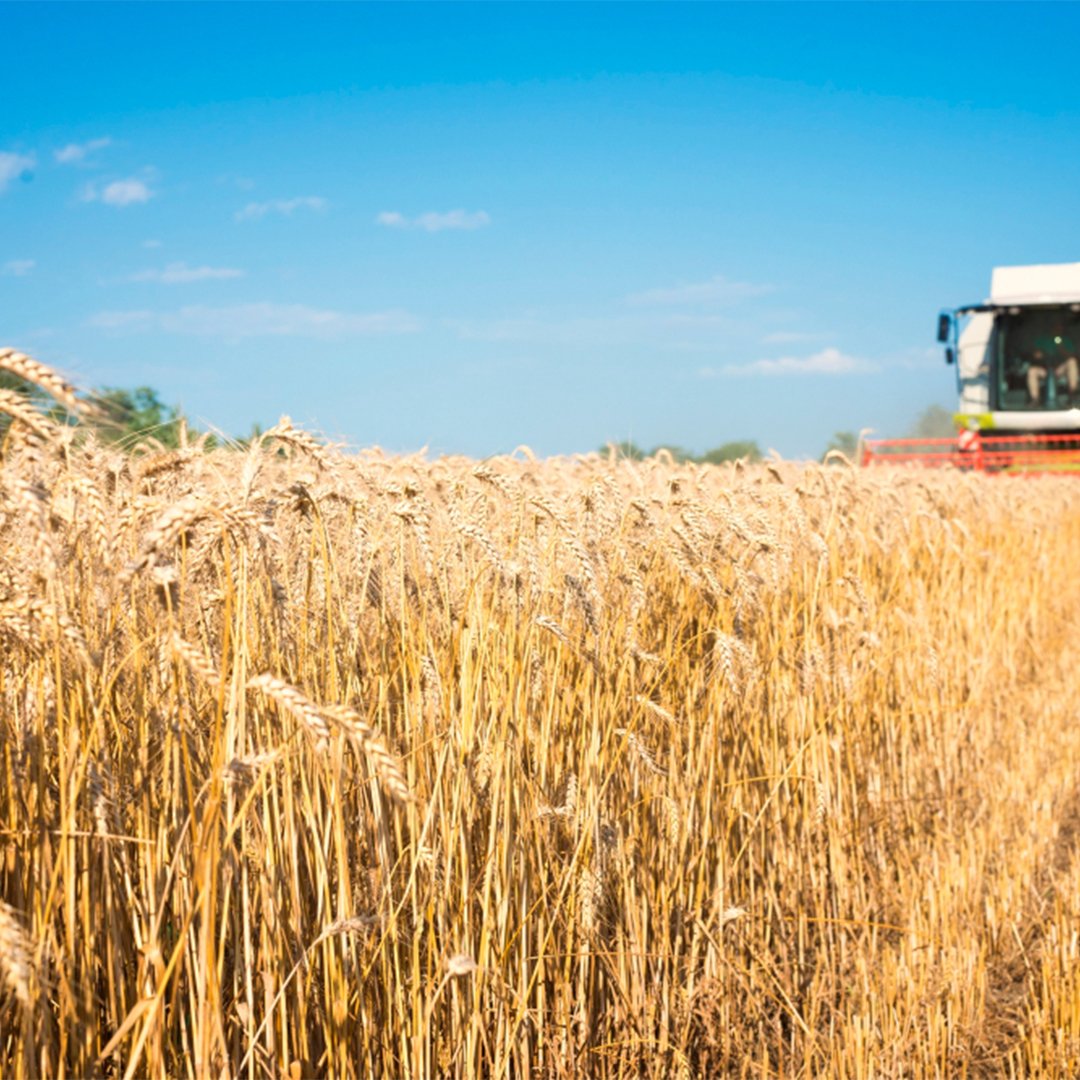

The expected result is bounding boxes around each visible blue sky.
[5,2,1080,458]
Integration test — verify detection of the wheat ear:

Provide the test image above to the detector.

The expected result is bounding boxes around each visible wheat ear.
[0,348,84,414]
[0,901,33,1007]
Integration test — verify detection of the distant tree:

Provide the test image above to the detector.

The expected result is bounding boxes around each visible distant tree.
[235,422,266,450]
[909,404,956,439]
[0,376,253,452]
[699,440,763,464]
[602,440,648,460]
[601,438,764,464]
[823,431,858,459]
[94,386,188,448]
[602,442,690,462]
[0,371,37,397]
[650,444,693,463]
[0,371,43,438]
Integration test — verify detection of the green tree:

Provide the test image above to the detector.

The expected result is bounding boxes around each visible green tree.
[0,371,38,398]
[94,386,188,448]
[0,375,256,452]
[235,421,265,450]
[601,438,763,464]
[909,404,955,439]
[649,444,693,463]
[822,431,858,460]
[602,440,648,460]
[0,370,89,444]
[699,440,763,464]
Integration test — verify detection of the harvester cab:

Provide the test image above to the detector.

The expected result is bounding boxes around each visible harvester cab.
[946,263,1080,427]
[863,262,1080,470]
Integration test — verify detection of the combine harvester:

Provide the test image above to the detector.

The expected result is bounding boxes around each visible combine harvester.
[862,262,1080,471]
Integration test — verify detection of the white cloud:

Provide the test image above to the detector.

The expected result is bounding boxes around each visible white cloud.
[130,262,245,284]
[2,259,35,277]
[89,302,421,341]
[706,346,876,378]
[893,345,943,369]
[0,151,35,193]
[235,196,327,222]
[54,137,112,165]
[761,330,822,345]
[626,274,774,307]
[376,209,491,232]
[103,179,152,206]
[448,310,736,347]
[142,239,162,249]
[82,177,154,206]
[88,310,156,331]
[217,173,255,191]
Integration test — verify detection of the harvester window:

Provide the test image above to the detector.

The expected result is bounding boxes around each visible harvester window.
[996,307,1080,410]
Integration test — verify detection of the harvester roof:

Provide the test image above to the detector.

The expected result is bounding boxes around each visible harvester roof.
[954,263,1080,316]
[989,262,1080,305]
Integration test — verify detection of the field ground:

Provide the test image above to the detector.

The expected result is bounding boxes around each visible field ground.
[3,373,1080,1076]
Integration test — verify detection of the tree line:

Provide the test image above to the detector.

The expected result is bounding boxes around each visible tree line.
[607,406,956,465]
[0,373,260,449]
[1,370,956,460]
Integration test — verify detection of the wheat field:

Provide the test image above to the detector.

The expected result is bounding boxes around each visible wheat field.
[3,349,1080,1077]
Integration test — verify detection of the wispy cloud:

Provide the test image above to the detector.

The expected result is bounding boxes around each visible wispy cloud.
[376,209,491,232]
[130,262,245,284]
[217,173,255,191]
[760,330,822,345]
[704,346,875,378]
[893,345,943,369]
[626,274,773,307]
[2,260,35,277]
[88,302,422,341]
[235,196,327,222]
[89,310,156,331]
[448,310,736,347]
[82,177,154,207]
[0,151,35,194]
[55,137,112,165]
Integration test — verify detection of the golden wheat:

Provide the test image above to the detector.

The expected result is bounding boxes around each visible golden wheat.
[4,349,1080,1076]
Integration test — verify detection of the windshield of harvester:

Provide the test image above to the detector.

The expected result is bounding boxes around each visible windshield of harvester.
[996,306,1080,410]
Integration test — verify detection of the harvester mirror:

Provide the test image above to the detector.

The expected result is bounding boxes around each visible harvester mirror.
[945,346,955,365]
[937,313,952,343]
